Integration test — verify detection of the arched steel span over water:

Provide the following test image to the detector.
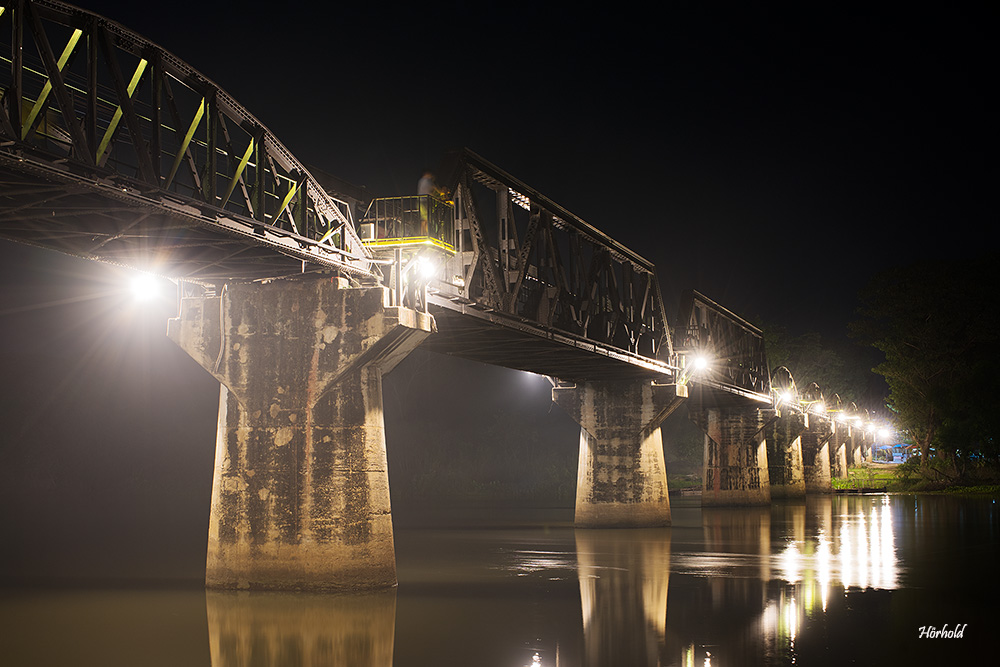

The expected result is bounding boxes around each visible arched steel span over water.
[0,0,779,400]
[0,0,377,281]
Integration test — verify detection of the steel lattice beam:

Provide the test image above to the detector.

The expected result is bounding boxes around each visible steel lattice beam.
[427,149,676,381]
[676,289,771,401]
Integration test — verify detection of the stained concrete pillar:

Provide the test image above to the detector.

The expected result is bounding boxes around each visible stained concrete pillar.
[168,276,433,591]
[848,425,864,466]
[841,422,855,466]
[764,411,806,499]
[858,428,874,463]
[689,406,771,506]
[853,428,866,464]
[553,381,684,527]
[801,413,834,493]
[829,420,849,478]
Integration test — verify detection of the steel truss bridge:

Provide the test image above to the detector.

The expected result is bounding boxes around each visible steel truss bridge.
[0,0,773,402]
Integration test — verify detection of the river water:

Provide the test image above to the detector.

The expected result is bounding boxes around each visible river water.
[1,495,996,666]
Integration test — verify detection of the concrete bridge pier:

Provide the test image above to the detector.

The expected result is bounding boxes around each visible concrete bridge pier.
[830,420,849,478]
[764,411,807,499]
[688,406,772,506]
[553,382,684,528]
[801,413,834,493]
[168,276,433,591]
[847,425,863,467]
[841,423,855,467]
[859,428,874,463]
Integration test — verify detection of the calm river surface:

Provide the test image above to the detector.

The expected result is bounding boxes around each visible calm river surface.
[2,495,997,666]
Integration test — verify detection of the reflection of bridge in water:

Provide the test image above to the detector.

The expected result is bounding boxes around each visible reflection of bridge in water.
[1,0,883,592]
[9,495,985,666]
[200,496,900,666]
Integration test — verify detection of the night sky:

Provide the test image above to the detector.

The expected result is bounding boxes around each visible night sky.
[0,2,993,582]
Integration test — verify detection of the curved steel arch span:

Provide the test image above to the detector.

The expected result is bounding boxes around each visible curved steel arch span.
[0,0,377,282]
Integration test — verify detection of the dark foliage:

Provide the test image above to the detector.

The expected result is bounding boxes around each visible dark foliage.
[852,254,1000,477]
[762,325,880,408]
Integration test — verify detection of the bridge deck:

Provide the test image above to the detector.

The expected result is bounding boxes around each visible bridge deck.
[0,155,363,282]
[425,294,675,382]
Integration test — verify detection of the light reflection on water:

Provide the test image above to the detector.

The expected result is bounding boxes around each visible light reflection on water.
[1,495,996,666]
[773,495,898,593]
[576,529,670,667]
[206,589,396,667]
[498,548,578,579]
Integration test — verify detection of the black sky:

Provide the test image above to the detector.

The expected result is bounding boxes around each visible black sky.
[0,1,994,582]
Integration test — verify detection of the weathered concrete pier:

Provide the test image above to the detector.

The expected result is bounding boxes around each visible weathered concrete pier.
[801,413,834,494]
[169,276,433,590]
[553,382,685,527]
[765,411,807,499]
[829,419,850,478]
[689,406,772,506]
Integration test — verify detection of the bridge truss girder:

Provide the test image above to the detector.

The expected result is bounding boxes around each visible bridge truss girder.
[0,0,376,281]
[425,149,674,382]
[676,289,771,402]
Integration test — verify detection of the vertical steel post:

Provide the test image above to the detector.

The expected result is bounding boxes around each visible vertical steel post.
[86,17,97,161]
[204,89,217,204]
[150,51,162,182]
[10,0,23,140]
[393,248,402,307]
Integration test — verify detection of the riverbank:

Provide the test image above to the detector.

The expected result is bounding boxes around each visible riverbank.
[832,464,897,491]
[833,464,1000,497]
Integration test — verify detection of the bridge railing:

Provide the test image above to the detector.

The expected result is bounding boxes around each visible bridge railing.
[0,0,377,280]
[360,195,455,251]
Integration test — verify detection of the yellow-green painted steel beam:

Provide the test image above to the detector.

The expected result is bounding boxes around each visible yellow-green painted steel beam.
[220,138,255,208]
[276,179,302,235]
[96,57,148,164]
[22,28,82,140]
[164,97,205,188]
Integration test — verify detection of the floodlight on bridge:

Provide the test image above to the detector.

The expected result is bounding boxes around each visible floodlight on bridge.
[129,273,160,301]
[416,255,438,280]
[691,354,711,373]
[677,351,712,386]
[770,367,798,413]
[129,272,166,303]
